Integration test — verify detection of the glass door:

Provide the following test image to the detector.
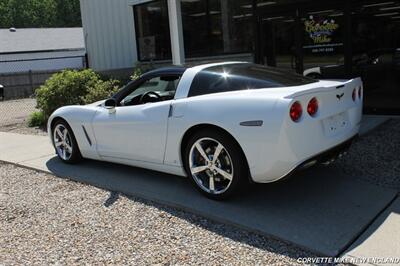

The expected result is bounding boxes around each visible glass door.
[259,12,301,73]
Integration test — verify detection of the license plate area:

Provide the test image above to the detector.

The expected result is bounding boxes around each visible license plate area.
[323,112,349,137]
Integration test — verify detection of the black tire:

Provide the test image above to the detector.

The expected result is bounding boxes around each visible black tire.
[183,129,248,200]
[52,119,82,164]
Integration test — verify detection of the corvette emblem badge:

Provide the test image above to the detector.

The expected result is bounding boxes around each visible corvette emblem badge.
[336,93,344,100]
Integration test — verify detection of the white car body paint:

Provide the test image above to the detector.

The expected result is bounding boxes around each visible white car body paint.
[48,62,363,183]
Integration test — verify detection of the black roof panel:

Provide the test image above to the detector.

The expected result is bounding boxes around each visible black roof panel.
[144,66,187,76]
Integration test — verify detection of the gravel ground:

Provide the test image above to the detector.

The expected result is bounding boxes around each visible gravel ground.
[0,98,47,136]
[0,162,314,265]
[0,99,398,264]
[335,118,400,191]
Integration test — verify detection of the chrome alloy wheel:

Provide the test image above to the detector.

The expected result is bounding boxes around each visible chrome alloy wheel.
[53,124,73,161]
[189,138,234,194]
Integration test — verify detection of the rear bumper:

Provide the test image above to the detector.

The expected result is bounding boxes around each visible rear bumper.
[252,134,357,183]
[279,134,357,182]
[296,134,356,170]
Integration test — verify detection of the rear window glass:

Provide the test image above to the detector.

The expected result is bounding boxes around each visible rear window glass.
[188,63,317,97]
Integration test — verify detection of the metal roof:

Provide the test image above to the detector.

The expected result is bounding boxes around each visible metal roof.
[0,28,85,54]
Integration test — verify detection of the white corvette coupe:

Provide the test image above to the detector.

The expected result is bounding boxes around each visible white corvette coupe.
[48,62,363,199]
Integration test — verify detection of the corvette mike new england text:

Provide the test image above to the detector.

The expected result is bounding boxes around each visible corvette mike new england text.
[297,257,400,264]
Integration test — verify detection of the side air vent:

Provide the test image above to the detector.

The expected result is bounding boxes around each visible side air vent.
[82,125,92,146]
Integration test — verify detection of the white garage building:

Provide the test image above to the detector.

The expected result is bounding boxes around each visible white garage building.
[79,0,253,73]
[0,28,86,99]
[0,28,86,74]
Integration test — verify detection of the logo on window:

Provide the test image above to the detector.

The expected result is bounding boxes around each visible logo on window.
[304,15,339,45]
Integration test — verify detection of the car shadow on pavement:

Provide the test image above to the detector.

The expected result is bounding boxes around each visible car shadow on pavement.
[45,156,397,258]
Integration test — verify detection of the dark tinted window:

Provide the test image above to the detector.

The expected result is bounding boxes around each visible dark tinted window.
[188,63,317,97]
[181,0,254,58]
[133,0,172,61]
[351,1,400,112]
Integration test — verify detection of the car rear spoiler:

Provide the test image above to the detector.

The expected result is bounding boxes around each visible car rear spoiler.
[284,78,363,99]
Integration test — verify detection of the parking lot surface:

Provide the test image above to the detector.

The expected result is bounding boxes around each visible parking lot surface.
[0,119,399,264]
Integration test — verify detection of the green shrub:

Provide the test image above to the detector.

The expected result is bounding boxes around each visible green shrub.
[28,111,46,127]
[130,63,159,81]
[130,65,144,81]
[36,69,96,117]
[35,69,119,118]
[82,79,119,104]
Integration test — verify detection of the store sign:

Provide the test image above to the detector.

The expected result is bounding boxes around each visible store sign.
[303,15,343,53]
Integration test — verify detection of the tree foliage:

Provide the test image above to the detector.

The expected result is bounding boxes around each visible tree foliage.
[0,0,81,28]
[54,0,81,27]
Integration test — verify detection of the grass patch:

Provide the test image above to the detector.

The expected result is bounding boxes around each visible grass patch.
[28,111,46,127]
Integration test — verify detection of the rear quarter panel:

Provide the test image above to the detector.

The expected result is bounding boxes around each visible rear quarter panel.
[164,90,288,178]
[165,78,363,182]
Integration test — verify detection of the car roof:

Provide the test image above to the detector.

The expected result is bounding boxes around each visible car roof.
[144,66,187,76]
[142,62,250,77]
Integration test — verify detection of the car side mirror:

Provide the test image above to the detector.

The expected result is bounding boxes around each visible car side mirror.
[104,98,116,114]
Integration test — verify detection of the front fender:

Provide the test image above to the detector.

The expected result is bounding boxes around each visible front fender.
[47,105,101,160]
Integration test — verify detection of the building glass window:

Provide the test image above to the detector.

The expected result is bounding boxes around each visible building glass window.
[350,1,400,113]
[220,0,255,54]
[302,9,345,73]
[181,0,254,58]
[133,0,172,61]
[260,14,297,71]
[180,0,209,57]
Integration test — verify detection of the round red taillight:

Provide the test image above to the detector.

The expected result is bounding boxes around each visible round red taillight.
[358,86,362,99]
[290,101,303,122]
[352,88,356,101]
[307,97,319,117]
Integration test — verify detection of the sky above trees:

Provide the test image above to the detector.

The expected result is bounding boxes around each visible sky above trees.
[0,0,81,28]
